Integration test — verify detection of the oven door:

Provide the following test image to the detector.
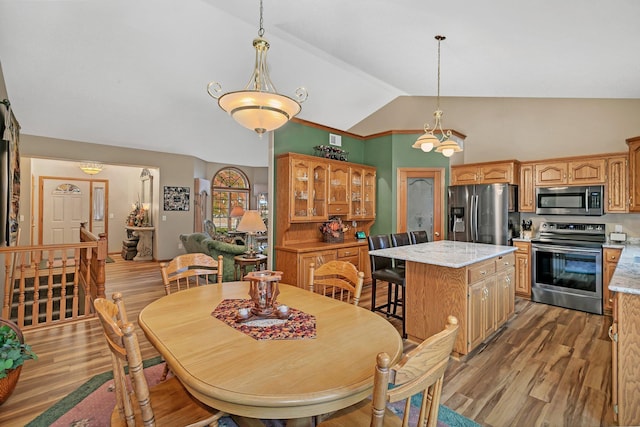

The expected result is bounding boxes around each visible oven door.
[531,243,603,314]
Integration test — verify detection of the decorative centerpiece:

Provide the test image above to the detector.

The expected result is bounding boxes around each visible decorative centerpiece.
[242,270,286,319]
[320,217,345,243]
[126,200,149,227]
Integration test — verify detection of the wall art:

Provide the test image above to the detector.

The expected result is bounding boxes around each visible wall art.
[163,186,190,211]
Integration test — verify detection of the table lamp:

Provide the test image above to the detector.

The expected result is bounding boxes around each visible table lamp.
[230,205,245,229]
[236,210,267,257]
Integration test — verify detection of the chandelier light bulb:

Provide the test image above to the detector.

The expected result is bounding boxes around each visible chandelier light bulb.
[421,142,434,152]
[442,148,455,157]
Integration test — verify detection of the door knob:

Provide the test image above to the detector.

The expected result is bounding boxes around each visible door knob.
[435,232,440,237]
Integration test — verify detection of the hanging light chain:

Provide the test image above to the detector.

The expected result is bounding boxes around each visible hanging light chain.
[258,0,265,37]
[435,35,445,111]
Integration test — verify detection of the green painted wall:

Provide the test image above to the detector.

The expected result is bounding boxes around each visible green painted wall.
[363,134,393,236]
[274,121,364,162]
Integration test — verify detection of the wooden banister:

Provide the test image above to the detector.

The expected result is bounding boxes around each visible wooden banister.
[0,224,108,329]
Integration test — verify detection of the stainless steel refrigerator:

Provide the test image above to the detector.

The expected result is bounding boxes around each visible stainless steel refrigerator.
[447,184,519,245]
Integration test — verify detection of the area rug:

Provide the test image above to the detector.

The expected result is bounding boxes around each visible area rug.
[27,357,479,427]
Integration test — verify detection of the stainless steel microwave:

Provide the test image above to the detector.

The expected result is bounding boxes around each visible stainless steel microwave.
[536,185,604,216]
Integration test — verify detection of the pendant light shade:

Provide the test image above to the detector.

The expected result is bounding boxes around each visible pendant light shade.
[207,0,307,137]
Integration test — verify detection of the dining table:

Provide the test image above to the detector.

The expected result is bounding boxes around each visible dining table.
[137,281,404,424]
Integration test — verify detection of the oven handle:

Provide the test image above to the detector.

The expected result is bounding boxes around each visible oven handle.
[531,242,602,256]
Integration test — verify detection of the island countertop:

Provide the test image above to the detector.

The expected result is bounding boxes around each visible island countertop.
[369,240,517,269]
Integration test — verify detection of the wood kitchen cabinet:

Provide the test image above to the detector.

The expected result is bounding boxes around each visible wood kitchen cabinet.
[514,240,531,298]
[328,163,349,216]
[606,155,629,213]
[451,160,520,186]
[603,247,622,313]
[535,158,606,186]
[406,252,515,357]
[275,241,370,288]
[519,163,535,212]
[626,136,640,212]
[287,156,328,222]
[611,291,640,425]
[349,166,376,220]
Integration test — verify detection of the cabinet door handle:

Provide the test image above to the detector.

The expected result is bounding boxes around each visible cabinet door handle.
[480,270,487,275]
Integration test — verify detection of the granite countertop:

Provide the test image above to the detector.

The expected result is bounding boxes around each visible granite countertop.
[369,240,517,269]
[608,243,640,295]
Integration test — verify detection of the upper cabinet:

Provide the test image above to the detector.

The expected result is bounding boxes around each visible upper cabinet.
[451,160,520,186]
[607,154,628,213]
[535,158,606,186]
[289,157,328,222]
[349,166,376,220]
[328,163,349,216]
[627,136,640,212]
[277,152,377,225]
[519,163,535,212]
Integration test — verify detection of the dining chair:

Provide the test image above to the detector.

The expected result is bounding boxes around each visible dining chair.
[318,316,459,427]
[410,230,429,244]
[93,292,226,427]
[160,253,223,295]
[308,260,365,306]
[368,235,406,338]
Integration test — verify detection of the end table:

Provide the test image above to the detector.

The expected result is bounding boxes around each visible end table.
[234,254,268,281]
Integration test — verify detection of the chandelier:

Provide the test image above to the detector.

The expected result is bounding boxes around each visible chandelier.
[79,161,103,175]
[207,0,307,137]
[411,35,462,157]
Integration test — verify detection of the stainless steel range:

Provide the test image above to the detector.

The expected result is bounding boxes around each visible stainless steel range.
[531,221,605,315]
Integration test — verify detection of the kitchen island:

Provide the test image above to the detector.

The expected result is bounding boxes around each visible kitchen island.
[606,243,640,426]
[370,240,517,357]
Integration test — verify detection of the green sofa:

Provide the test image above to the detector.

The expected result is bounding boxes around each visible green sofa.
[179,232,247,282]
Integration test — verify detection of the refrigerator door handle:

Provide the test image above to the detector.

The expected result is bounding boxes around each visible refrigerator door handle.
[471,194,478,242]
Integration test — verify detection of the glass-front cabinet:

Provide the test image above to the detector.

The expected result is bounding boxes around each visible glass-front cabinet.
[328,164,349,216]
[290,158,327,222]
[349,166,376,220]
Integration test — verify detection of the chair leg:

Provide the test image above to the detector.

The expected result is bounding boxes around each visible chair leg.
[371,278,377,312]
[160,361,170,381]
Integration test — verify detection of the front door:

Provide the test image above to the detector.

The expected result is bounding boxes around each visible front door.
[39,177,109,245]
[397,168,445,241]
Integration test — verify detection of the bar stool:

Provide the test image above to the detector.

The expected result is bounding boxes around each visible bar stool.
[367,235,406,338]
[410,230,429,244]
[390,232,411,269]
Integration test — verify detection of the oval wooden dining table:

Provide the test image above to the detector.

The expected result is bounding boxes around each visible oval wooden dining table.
[137,281,403,423]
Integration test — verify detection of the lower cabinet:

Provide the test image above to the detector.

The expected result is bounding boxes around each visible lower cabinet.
[603,247,622,313]
[514,240,531,298]
[275,241,369,289]
[611,292,640,425]
[405,252,515,357]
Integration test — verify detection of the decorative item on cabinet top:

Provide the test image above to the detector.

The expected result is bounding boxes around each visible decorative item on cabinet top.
[314,145,348,161]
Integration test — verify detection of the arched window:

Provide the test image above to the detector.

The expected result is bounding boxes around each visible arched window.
[211,167,250,231]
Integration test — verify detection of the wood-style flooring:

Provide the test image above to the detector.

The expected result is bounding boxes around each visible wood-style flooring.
[0,255,614,426]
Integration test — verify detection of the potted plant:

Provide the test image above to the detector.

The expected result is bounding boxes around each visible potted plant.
[0,319,37,405]
[319,217,345,243]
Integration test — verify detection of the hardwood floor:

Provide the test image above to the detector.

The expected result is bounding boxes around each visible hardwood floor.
[0,256,614,426]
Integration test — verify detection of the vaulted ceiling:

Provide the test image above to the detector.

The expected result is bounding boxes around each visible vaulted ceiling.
[1,0,639,166]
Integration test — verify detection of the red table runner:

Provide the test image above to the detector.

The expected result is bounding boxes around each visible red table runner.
[212,299,316,340]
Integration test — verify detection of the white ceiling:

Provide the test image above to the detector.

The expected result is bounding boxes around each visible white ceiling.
[1,0,639,167]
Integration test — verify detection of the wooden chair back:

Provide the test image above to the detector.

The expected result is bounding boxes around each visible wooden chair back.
[94,293,152,426]
[159,253,223,295]
[374,315,459,427]
[308,260,364,306]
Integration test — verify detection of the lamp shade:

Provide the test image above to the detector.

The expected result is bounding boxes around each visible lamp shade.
[230,206,245,218]
[236,210,267,233]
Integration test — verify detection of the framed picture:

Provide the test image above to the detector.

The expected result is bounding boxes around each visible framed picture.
[163,186,190,211]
